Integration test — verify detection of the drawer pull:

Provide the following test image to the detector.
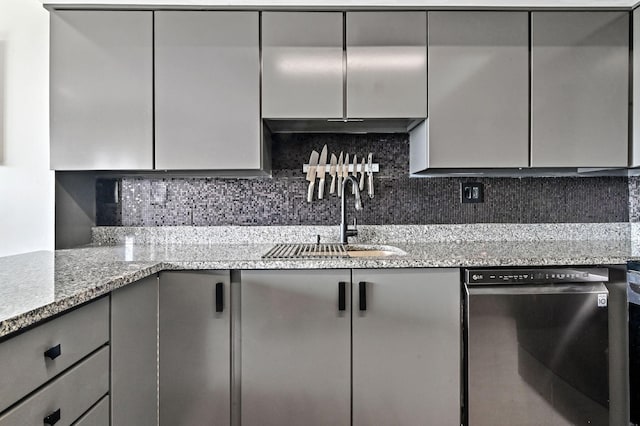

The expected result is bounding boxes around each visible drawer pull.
[43,408,61,425]
[44,344,62,360]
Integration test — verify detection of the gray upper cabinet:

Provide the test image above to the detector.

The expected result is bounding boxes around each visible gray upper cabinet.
[346,12,427,118]
[426,11,529,168]
[531,12,629,168]
[50,11,153,170]
[632,8,640,167]
[155,12,262,170]
[352,269,460,426]
[262,12,343,119]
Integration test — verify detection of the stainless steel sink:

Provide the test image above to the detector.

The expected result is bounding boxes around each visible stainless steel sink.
[345,244,406,258]
[262,243,405,259]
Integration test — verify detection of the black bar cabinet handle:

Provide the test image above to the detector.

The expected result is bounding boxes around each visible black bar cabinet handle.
[44,408,61,425]
[215,282,224,313]
[359,281,367,311]
[338,282,346,311]
[44,344,61,360]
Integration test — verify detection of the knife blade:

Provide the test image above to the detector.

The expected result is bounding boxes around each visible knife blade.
[351,154,357,195]
[343,153,350,196]
[306,150,319,203]
[359,157,366,191]
[337,152,344,197]
[367,152,374,199]
[329,153,338,195]
[317,145,328,199]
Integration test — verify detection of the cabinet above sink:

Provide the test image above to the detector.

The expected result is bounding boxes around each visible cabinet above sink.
[261,11,427,134]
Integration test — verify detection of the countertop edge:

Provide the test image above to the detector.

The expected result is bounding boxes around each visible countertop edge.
[0,253,632,340]
[0,263,165,339]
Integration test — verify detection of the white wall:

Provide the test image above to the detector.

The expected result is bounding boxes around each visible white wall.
[0,0,54,256]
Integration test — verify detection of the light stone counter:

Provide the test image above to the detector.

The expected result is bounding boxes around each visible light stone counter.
[1,223,636,338]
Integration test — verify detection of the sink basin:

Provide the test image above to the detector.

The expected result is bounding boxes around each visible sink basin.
[345,245,406,258]
[262,243,406,259]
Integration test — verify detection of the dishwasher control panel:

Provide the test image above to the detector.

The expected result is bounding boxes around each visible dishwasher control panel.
[465,268,609,285]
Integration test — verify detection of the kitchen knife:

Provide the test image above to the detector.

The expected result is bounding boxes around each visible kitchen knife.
[337,152,344,197]
[367,153,374,199]
[317,145,328,199]
[352,154,357,195]
[359,157,366,191]
[306,150,319,203]
[329,154,338,195]
[343,153,350,196]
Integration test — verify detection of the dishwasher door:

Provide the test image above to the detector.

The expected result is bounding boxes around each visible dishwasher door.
[465,283,609,426]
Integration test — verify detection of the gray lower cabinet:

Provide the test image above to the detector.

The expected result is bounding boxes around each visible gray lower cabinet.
[261,12,344,119]
[50,10,153,170]
[531,12,629,168]
[0,297,109,414]
[352,269,461,426]
[74,396,110,426]
[240,270,351,426]
[241,268,460,426]
[159,271,231,426]
[346,12,427,119]
[154,12,262,170]
[110,275,158,426]
[422,11,529,169]
[0,346,109,426]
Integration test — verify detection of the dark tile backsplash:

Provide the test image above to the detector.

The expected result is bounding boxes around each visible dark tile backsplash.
[97,134,630,226]
[629,176,640,222]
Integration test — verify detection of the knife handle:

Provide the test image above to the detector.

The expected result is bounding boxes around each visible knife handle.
[337,175,342,197]
[318,178,325,199]
[330,175,336,195]
[368,174,374,199]
[307,181,315,203]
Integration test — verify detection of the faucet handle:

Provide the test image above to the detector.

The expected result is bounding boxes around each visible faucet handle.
[347,218,358,238]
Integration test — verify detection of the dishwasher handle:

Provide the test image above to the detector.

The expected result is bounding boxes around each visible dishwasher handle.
[465,282,609,297]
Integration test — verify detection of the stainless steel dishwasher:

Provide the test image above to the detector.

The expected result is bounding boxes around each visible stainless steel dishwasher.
[463,267,610,426]
[628,262,640,425]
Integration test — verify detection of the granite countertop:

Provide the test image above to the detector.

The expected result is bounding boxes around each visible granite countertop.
[0,232,636,339]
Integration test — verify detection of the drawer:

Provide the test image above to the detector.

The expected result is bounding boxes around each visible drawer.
[73,395,109,426]
[0,297,109,413]
[0,346,109,426]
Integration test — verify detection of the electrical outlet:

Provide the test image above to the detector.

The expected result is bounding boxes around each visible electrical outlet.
[461,182,484,203]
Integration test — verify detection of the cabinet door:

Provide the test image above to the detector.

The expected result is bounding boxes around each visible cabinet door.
[531,12,629,167]
[632,8,640,167]
[155,12,261,170]
[428,12,529,168]
[111,276,158,426]
[240,270,350,426]
[50,11,153,170]
[159,271,231,426]
[352,269,461,426]
[262,12,343,119]
[346,12,427,118]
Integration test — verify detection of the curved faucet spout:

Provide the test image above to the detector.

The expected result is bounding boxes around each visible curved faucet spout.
[341,176,363,244]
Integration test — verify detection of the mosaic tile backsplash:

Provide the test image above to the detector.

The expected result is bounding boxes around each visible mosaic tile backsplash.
[96,133,630,226]
[630,176,640,222]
